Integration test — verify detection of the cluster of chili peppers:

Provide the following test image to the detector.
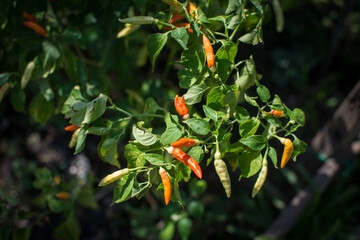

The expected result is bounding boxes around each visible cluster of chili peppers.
[166,1,215,72]
[23,13,47,37]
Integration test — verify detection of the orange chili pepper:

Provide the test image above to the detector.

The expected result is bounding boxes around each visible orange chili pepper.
[64,124,80,132]
[174,95,190,120]
[171,148,202,179]
[269,110,284,117]
[203,35,215,72]
[159,167,171,205]
[23,13,37,22]
[187,1,198,19]
[55,192,71,199]
[280,138,294,168]
[23,21,47,36]
[171,138,198,148]
[170,12,184,24]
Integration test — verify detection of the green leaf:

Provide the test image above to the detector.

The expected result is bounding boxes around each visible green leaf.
[177,217,192,240]
[240,135,267,151]
[124,144,145,168]
[186,119,210,135]
[62,86,87,116]
[187,146,204,163]
[42,41,60,70]
[113,174,135,204]
[244,94,259,107]
[160,126,182,146]
[39,78,54,101]
[238,21,263,45]
[29,94,54,125]
[99,138,120,168]
[53,215,80,240]
[293,108,305,126]
[216,41,237,62]
[159,221,175,240]
[239,119,260,138]
[236,56,258,91]
[33,168,52,189]
[10,87,25,113]
[250,0,263,14]
[203,105,225,122]
[171,27,189,50]
[183,83,208,105]
[234,106,250,122]
[177,69,201,89]
[147,33,169,71]
[0,73,12,86]
[74,127,87,154]
[48,198,64,213]
[61,46,79,82]
[227,15,241,30]
[21,60,35,89]
[256,84,270,102]
[292,137,307,161]
[180,44,206,73]
[268,146,278,169]
[82,94,107,124]
[225,0,241,14]
[142,154,164,165]
[206,86,224,109]
[272,94,283,107]
[0,186,18,206]
[238,151,262,178]
[132,123,158,146]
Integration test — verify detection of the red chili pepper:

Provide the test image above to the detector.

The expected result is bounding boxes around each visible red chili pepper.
[203,35,215,72]
[159,167,171,205]
[64,124,80,132]
[23,13,37,22]
[23,21,47,36]
[170,13,184,24]
[269,110,284,117]
[172,148,202,179]
[171,138,198,148]
[174,95,190,120]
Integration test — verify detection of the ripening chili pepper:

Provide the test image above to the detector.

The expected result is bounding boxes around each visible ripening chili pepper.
[269,109,284,117]
[280,138,294,168]
[159,167,171,205]
[23,21,47,36]
[252,158,268,197]
[55,192,71,199]
[65,124,80,132]
[53,176,61,185]
[169,147,202,179]
[98,168,130,187]
[203,35,215,72]
[69,128,80,148]
[170,12,184,24]
[187,1,198,19]
[214,152,231,198]
[174,95,190,120]
[23,13,37,22]
[117,23,140,38]
[171,138,198,148]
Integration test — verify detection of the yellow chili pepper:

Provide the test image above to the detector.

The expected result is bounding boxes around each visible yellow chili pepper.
[280,138,294,168]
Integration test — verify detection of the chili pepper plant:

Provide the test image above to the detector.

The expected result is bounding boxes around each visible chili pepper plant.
[59,0,307,205]
[0,0,307,213]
